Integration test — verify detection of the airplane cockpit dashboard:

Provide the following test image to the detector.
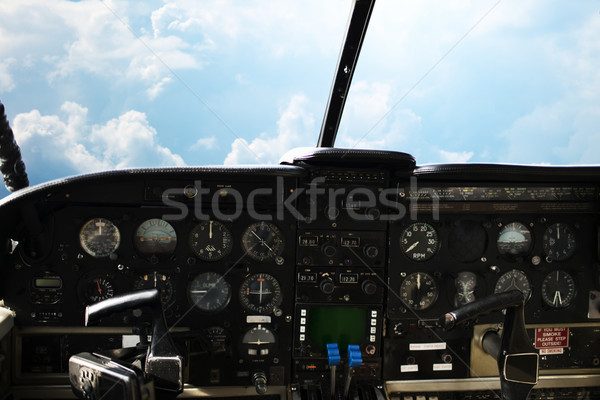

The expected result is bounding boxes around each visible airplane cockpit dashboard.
[0,148,599,399]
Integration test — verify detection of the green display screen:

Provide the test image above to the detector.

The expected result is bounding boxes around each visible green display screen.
[306,307,366,351]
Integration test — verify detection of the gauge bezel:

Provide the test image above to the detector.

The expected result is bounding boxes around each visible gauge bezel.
[241,222,285,262]
[399,272,439,311]
[188,271,232,313]
[79,217,121,258]
[541,270,576,308]
[542,222,577,262]
[134,218,178,256]
[239,273,282,314]
[496,221,533,257]
[493,269,532,302]
[400,222,440,262]
[189,220,233,261]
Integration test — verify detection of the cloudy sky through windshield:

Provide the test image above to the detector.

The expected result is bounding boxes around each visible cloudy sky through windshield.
[1,1,599,197]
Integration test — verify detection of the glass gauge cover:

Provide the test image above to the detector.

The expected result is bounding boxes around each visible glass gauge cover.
[188,272,231,313]
[454,271,477,307]
[542,223,576,261]
[497,222,532,256]
[541,270,576,308]
[84,277,114,303]
[399,272,438,310]
[240,325,277,359]
[448,220,487,263]
[242,222,284,261]
[79,218,120,258]
[239,273,282,314]
[400,222,439,262]
[189,220,233,261]
[494,269,532,301]
[134,219,177,255]
[133,272,173,305]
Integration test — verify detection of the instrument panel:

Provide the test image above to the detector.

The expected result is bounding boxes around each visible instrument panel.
[0,162,599,398]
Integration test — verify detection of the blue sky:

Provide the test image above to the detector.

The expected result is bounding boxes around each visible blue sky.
[1,1,599,198]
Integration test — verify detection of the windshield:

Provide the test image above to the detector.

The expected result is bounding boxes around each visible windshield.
[1,1,598,199]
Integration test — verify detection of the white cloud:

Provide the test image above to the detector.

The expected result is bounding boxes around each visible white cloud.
[0,59,16,93]
[498,12,600,165]
[12,102,185,179]
[192,136,217,150]
[438,150,474,163]
[337,81,422,150]
[224,94,315,165]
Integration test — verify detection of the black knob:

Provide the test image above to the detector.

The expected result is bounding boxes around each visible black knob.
[325,206,339,220]
[252,371,268,395]
[322,244,337,257]
[361,279,377,295]
[320,279,335,295]
[365,208,381,220]
[363,245,379,258]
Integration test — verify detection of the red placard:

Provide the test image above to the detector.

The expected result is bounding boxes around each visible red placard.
[534,327,569,349]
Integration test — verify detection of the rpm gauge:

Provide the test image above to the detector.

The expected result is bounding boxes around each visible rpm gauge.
[399,272,438,311]
[494,269,532,301]
[79,218,120,258]
[400,222,439,262]
[541,270,576,308]
[189,220,233,261]
[542,223,576,261]
[188,272,231,313]
[497,222,532,256]
[134,219,177,255]
[242,222,284,261]
[239,273,282,314]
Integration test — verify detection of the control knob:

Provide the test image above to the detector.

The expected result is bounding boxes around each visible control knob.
[319,279,335,295]
[363,245,379,258]
[361,279,377,295]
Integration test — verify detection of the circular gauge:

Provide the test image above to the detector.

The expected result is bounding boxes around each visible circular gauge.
[448,220,487,263]
[133,272,173,305]
[134,219,177,255]
[203,326,230,354]
[400,222,439,262]
[84,277,115,303]
[242,222,284,262]
[79,218,121,258]
[188,272,231,313]
[240,325,277,359]
[189,220,233,261]
[494,269,532,301]
[541,270,576,308]
[497,222,533,256]
[542,223,576,261]
[239,273,282,314]
[454,271,477,307]
[399,272,438,311]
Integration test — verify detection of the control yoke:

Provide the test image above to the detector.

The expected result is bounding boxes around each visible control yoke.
[70,289,183,399]
[440,290,539,400]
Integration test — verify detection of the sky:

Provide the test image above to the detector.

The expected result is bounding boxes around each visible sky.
[1,0,599,197]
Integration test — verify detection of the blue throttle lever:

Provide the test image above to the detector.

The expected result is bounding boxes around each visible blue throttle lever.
[343,344,362,399]
[327,343,341,399]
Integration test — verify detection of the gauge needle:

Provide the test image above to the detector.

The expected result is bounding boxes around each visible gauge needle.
[96,280,102,294]
[209,221,213,239]
[405,241,419,253]
[553,290,562,306]
[417,273,421,289]
[259,280,263,304]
